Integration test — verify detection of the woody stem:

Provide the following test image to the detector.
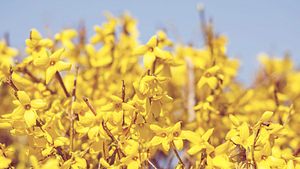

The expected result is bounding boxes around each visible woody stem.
[171,141,185,167]
[122,80,125,126]
[69,67,78,153]
[82,97,125,160]
[82,96,97,116]
[5,69,19,99]
[252,128,261,169]
[55,71,70,97]
[147,159,158,169]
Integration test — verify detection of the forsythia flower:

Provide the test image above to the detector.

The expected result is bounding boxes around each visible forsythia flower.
[150,122,190,151]
[25,28,53,54]
[33,48,71,84]
[55,29,78,49]
[197,65,223,90]
[2,91,46,128]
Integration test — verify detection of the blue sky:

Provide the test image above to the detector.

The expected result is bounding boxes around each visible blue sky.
[1,0,299,83]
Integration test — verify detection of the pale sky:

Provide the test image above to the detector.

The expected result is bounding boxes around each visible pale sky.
[1,0,299,84]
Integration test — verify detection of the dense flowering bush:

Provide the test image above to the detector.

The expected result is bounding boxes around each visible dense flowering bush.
[0,12,300,169]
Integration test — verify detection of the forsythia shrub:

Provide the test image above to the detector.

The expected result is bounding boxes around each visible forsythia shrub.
[0,12,300,169]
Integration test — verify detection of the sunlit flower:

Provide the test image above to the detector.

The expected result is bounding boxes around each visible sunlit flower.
[33,48,71,84]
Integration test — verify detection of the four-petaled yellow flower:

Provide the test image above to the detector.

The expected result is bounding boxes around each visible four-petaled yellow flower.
[197,65,224,89]
[150,122,189,151]
[25,28,53,54]
[3,91,46,127]
[33,48,72,84]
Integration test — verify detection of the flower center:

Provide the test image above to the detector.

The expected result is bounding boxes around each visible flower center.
[114,103,122,110]
[205,72,212,78]
[24,104,31,110]
[173,132,179,137]
[149,47,154,52]
[132,156,138,161]
[161,133,167,137]
[50,60,56,66]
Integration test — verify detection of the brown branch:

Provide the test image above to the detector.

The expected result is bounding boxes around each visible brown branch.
[124,112,138,137]
[69,66,79,153]
[55,71,70,97]
[122,80,125,102]
[147,159,158,169]
[121,80,125,126]
[82,96,97,116]
[102,121,125,159]
[171,141,185,168]
[23,67,42,83]
[4,67,19,99]
[252,128,261,169]
[101,121,118,143]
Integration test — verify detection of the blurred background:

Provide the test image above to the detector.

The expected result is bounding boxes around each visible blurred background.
[1,0,299,84]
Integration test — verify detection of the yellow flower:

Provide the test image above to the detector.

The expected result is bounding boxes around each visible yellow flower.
[55,29,78,49]
[85,43,113,67]
[101,95,135,124]
[150,122,189,151]
[90,15,117,44]
[0,40,18,84]
[3,91,46,127]
[33,48,71,84]
[121,140,146,169]
[0,155,11,169]
[25,28,53,54]
[62,156,87,169]
[156,30,173,48]
[186,128,214,155]
[197,65,223,89]
[134,35,175,72]
[227,122,254,149]
[0,40,18,68]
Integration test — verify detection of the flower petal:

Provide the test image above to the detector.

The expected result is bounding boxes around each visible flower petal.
[33,54,49,67]
[45,66,57,84]
[54,61,72,72]
[174,139,183,150]
[143,52,156,69]
[17,91,31,105]
[24,110,38,127]
[31,99,46,109]
[50,48,65,61]
[150,136,163,146]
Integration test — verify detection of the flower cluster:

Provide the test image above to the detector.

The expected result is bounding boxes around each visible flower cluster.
[0,12,300,169]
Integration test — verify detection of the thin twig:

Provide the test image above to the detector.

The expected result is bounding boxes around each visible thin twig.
[171,141,185,168]
[55,71,70,97]
[69,66,79,153]
[122,80,125,126]
[23,67,42,83]
[82,96,97,116]
[122,80,125,102]
[147,159,158,169]
[252,128,261,169]
[83,95,126,162]
[124,112,138,137]
[4,67,19,99]
[102,121,125,159]
[102,121,118,143]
